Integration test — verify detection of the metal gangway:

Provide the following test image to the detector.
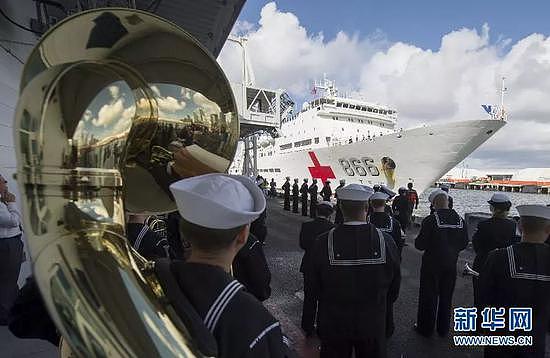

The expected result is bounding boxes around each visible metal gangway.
[227,36,294,177]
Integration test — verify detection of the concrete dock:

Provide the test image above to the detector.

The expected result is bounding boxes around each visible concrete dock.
[2,198,549,357]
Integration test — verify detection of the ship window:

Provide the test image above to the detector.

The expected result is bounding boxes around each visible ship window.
[337,102,342,107]
[367,107,373,112]
[269,169,274,172]
[314,137,319,144]
[374,109,378,113]
[280,143,292,150]
[350,105,355,109]
[362,106,367,111]
[275,168,281,173]
[343,103,349,108]
[294,139,312,147]
[342,128,344,131]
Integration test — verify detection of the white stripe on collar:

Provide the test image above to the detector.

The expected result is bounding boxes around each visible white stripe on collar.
[434,211,463,229]
[134,224,149,250]
[507,246,550,282]
[204,280,243,332]
[327,227,386,265]
[249,322,281,349]
[343,221,367,225]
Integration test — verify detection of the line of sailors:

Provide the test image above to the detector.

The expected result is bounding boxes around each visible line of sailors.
[297,183,550,358]
[7,172,550,358]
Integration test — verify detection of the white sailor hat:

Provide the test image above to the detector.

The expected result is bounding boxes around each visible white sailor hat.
[517,205,550,220]
[370,191,389,201]
[317,201,334,209]
[428,189,448,204]
[169,173,266,229]
[380,185,396,198]
[336,184,373,201]
[488,193,511,205]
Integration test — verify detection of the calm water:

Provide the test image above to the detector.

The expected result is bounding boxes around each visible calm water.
[416,188,550,217]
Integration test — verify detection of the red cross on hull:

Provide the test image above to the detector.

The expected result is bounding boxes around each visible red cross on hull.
[307,151,336,184]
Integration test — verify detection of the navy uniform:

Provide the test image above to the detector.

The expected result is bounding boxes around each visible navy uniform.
[299,203,335,335]
[472,193,518,306]
[415,189,469,337]
[369,193,403,253]
[320,181,332,202]
[282,178,291,211]
[311,185,401,358]
[334,180,345,225]
[250,209,267,244]
[168,174,291,357]
[292,179,300,213]
[127,222,170,260]
[368,191,403,338]
[308,179,319,218]
[233,234,272,302]
[173,262,289,357]
[300,179,309,216]
[479,205,550,358]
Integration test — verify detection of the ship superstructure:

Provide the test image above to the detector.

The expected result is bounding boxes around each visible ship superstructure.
[230,77,506,194]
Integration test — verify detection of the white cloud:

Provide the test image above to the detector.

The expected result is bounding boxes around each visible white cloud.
[218,2,550,168]
[193,92,221,114]
[157,95,186,114]
[92,97,125,127]
[218,2,383,96]
[108,85,120,100]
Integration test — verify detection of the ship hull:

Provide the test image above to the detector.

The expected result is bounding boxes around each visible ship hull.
[255,119,505,194]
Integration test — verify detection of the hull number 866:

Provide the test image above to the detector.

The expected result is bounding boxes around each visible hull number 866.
[338,157,380,177]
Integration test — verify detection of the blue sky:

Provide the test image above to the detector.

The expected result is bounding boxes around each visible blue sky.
[218,1,550,168]
[239,0,550,52]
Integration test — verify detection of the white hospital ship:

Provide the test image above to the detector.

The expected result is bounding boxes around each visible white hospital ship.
[230,77,506,194]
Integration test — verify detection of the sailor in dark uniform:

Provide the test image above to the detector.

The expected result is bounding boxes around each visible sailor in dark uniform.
[334,179,346,225]
[311,184,401,358]
[392,187,411,231]
[126,213,170,259]
[379,185,395,216]
[169,174,291,357]
[472,193,518,306]
[368,191,403,338]
[309,179,319,218]
[300,179,309,216]
[282,177,291,211]
[233,233,272,302]
[292,179,300,213]
[479,205,550,358]
[414,189,469,337]
[320,180,332,202]
[299,201,335,336]
[369,192,403,253]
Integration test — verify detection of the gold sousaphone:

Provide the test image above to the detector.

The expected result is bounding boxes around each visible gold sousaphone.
[14,8,239,357]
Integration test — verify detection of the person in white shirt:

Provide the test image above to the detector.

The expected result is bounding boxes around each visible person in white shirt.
[0,173,23,325]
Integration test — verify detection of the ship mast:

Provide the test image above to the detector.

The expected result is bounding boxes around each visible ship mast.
[313,74,338,97]
[498,76,507,121]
